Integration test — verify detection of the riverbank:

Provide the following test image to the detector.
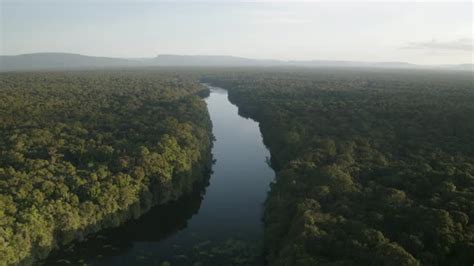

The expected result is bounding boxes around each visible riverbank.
[36,84,276,266]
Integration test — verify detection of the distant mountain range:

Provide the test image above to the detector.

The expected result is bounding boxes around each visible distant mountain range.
[0,52,472,72]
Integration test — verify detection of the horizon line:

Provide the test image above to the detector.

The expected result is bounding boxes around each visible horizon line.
[1,51,472,66]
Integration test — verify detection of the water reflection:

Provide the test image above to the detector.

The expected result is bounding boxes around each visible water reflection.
[41,174,211,266]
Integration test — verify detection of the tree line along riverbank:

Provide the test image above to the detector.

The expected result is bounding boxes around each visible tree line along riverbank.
[203,68,474,265]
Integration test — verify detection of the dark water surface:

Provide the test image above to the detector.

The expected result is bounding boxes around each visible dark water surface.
[42,85,274,265]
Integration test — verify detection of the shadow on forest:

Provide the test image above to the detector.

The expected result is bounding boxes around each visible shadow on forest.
[37,163,213,265]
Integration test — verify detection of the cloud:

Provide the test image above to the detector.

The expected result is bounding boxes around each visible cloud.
[403,38,473,51]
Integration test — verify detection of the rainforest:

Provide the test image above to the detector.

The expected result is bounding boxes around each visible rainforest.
[0,67,473,266]
[0,70,213,265]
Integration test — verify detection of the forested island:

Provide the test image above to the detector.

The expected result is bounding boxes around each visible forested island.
[204,68,474,265]
[0,70,213,265]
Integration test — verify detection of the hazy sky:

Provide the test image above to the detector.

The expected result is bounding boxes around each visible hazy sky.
[1,1,472,64]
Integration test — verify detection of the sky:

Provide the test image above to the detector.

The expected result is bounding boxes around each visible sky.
[0,1,472,65]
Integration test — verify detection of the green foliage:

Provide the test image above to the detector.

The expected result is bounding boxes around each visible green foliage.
[204,68,474,265]
[0,70,212,265]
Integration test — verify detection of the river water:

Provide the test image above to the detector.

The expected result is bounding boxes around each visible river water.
[42,85,274,265]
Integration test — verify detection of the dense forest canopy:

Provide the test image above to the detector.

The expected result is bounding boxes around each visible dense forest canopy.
[203,68,474,265]
[1,66,472,266]
[0,70,213,265]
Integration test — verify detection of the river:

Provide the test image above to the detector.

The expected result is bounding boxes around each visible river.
[41,85,275,265]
